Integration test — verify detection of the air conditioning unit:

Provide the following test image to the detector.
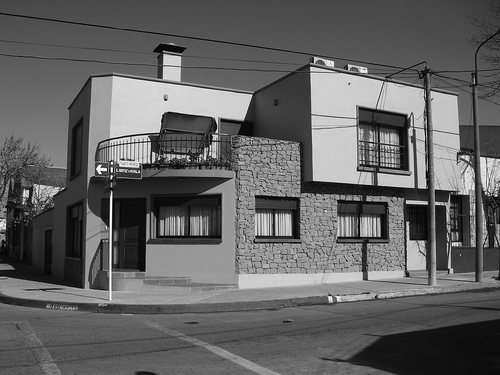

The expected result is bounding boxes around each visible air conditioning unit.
[345,64,368,74]
[310,57,335,67]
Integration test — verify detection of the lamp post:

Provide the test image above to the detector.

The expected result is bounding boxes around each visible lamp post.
[472,29,500,282]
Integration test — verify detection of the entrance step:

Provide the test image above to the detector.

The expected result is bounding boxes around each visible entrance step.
[406,269,450,277]
[109,272,237,292]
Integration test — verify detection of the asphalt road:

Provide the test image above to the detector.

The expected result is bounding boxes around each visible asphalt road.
[1,289,499,374]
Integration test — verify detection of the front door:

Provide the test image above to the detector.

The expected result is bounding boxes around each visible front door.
[118,199,146,271]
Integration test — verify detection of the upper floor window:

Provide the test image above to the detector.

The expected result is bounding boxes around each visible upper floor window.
[338,202,387,239]
[358,108,408,171]
[70,120,83,178]
[255,197,299,239]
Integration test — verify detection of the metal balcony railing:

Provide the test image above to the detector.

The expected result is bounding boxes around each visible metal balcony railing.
[95,131,233,170]
[358,140,406,170]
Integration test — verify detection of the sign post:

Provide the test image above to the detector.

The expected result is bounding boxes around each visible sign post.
[94,160,142,301]
[108,161,115,301]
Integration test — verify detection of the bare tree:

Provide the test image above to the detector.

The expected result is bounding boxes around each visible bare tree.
[469,1,500,99]
[0,135,51,212]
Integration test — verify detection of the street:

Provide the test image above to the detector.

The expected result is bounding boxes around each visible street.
[1,289,499,374]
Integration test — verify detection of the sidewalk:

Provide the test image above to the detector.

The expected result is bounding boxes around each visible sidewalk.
[1,256,500,314]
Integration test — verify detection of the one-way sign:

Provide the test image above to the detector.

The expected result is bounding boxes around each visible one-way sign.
[95,162,109,177]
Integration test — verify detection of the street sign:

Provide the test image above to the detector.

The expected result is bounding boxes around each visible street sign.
[95,162,109,177]
[115,161,142,180]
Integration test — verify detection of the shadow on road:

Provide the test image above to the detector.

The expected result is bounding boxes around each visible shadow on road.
[340,319,500,374]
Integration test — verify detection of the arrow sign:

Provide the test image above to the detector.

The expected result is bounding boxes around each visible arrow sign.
[95,162,109,177]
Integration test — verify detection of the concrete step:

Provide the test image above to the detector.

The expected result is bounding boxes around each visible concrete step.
[143,277,191,286]
[109,272,237,292]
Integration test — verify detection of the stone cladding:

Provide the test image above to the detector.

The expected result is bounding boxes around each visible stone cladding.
[233,135,406,276]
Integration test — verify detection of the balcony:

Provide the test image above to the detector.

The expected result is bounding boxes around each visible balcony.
[95,131,233,171]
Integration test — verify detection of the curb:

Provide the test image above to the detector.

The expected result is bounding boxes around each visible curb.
[334,282,500,303]
[0,293,333,314]
[1,282,500,314]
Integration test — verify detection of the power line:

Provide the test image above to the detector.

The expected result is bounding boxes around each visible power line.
[0,38,304,67]
[0,52,302,73]
[0,12,423,74]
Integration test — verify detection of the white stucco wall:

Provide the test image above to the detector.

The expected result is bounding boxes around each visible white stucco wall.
[253,65,461,191]
[72,74,253,288]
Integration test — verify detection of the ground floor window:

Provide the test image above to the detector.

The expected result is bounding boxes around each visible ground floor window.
[338,202,387,239]
[450,194,470,246]
[409,206,427,240]
[67,202,83,257]
[154,195,221,238]
[255,197,299,239]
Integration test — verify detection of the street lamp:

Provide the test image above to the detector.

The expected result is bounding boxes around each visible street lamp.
[472,29,500,282]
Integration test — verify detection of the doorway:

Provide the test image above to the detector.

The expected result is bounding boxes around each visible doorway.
[116,199,146,271]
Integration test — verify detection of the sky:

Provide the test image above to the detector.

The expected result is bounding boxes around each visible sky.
[1,0,499,168]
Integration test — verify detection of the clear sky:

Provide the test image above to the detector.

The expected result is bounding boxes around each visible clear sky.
[1,0,498,168]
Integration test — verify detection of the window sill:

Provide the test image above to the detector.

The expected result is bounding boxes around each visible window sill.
[254,238,301,243]
[337,238,389,244]
[147,238,222,245]
[357,166,411,176]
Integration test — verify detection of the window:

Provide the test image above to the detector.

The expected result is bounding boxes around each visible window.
[358,108,407,170]
[70,121,83,178]
[450,195,470,245]
[67,203,83,257]
[338,202,387,239]
[255,197,299,239]
[154,196,221,238]
[409,206,427,240]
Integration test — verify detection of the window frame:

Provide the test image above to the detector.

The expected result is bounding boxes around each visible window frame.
[357,107,409,172]
[255,196,300,241]
[66,201,84,258]
[152,195,222,241]
[409,205,428,241]
[337,201,388,241]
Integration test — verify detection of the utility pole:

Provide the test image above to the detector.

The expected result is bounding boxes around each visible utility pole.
[471,72,483,282]
[424,66,437,286]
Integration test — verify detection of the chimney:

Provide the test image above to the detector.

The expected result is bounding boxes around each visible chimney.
[153,43,187,81]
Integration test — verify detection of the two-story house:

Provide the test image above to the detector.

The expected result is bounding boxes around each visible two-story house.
[454,125,500,272]
[30,44,462,290]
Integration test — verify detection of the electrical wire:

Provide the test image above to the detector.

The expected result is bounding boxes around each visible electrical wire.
[0,12,430,74]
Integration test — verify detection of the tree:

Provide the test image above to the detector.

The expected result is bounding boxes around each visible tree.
[0,135,51,213]
[469,0,500,99]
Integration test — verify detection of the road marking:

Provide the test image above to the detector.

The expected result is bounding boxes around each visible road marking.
[138,318,281,375]
[16,321,61,375]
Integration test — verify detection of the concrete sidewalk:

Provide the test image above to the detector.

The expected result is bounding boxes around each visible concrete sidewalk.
[1,257,500,314]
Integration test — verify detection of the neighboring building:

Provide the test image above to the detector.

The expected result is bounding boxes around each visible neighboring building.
[455,125,500,272]
[5,167,66,262]
[32,44,462,290]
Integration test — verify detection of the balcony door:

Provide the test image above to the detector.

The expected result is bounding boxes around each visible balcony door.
[117,199,146,271]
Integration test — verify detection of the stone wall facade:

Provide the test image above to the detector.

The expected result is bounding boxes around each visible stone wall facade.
[233,136,406,276]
